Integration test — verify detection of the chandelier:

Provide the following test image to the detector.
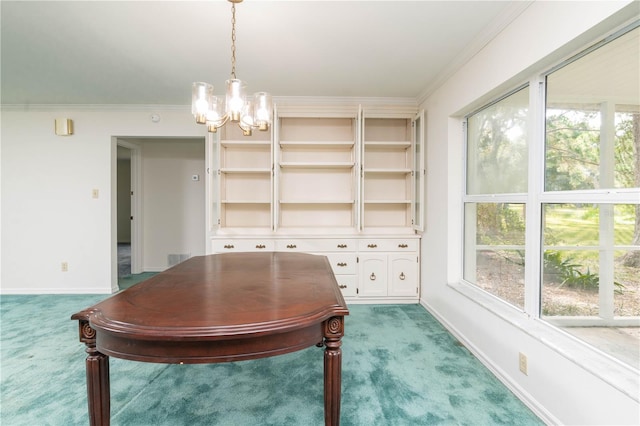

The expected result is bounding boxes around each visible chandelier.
[191,0,272,136]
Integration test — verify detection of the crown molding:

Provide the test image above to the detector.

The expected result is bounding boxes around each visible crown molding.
[273,96,417,107]
[0,104,190,112]
[1,96,419,114]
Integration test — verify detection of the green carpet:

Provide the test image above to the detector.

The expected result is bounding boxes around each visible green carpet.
[1,282,543,425]
[117,272,158,291]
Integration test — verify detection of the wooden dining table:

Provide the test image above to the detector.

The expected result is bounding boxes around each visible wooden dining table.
[72,252,349,425]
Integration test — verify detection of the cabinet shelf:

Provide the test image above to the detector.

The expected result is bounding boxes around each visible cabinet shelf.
[364,200,411,204]
[280,200,355,204]
[364,168,411,174]
[364,141,411,150]
[280,140,354,148]
[280,162,355,169]
[221,140,271,147]
[220,168,271,173]
[222,200,271,204]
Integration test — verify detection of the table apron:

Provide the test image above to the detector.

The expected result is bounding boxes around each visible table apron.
[96,325,324,364]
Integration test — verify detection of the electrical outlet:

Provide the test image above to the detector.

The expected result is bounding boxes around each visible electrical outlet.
[61,262,69,272]
[519,352,528,375]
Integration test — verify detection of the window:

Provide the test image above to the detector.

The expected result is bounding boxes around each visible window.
[464,87,529,309]
[464,24,639,367]
[542,26,639,364]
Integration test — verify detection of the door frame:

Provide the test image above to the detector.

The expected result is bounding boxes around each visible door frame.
[112,138,143,291]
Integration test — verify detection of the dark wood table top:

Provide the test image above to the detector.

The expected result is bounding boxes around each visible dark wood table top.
[75,251,348,347]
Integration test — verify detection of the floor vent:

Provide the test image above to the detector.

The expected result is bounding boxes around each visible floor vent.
[168,253,190,267]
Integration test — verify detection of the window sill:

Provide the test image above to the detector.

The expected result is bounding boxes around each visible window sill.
[447,280,639,403]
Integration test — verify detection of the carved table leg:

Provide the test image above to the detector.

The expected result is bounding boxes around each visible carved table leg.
[78,320,110,426]
[323,316,344,426]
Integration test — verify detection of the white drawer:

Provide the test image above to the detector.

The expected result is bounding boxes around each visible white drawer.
[358,239,419,252]
[325,254,357,275]
[335,275,357,298]
[276,239,357,252]
[212,239,275,252]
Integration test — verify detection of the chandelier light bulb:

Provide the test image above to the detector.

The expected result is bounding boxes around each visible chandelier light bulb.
[253,92,272,131]
[192,82,214,124]
[205,96,225,132]
[226,79,246,122]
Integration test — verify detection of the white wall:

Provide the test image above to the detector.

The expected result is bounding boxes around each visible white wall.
[419,1,639,425]
[1,108,206,293]
[140,139,205,271]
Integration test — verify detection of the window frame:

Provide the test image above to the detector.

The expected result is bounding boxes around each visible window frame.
[462,83,531,312]
[461,21,640,323]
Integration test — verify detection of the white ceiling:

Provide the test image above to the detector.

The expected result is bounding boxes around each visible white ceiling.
[1,1,530,106]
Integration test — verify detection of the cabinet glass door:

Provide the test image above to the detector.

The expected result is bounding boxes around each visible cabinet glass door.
[358,106,365,231]
[412,110,425,232]
[208,133,220,232]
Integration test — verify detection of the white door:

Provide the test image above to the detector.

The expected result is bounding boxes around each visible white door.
[389,254,418,297]
[359,254,387,297]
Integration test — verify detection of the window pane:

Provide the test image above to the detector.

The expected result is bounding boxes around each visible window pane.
[464,203,526,309]
[545,107,601,191]
[615,110,639,189]
[542,204,640,319]
[542,248,601,316]
[467,87,529,195]
[545,27,639,191]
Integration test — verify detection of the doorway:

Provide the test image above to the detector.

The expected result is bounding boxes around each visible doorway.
[112,137,206,291]
[115,139,142,285]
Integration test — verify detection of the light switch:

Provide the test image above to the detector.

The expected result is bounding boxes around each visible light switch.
[92,189,99,199]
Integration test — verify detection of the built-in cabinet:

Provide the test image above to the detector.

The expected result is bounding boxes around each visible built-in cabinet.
[358,239,420,298]
[208,104,424,303]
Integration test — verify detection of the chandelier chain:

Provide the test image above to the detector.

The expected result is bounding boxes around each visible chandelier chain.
[230,3,237,79]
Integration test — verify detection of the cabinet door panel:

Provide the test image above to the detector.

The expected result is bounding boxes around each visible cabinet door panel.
[325,254,357,275]
[359,255,387,297]
[389,255,418,296]
[335,275,357,298]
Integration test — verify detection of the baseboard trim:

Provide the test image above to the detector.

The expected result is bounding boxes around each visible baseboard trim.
[0,287,112,295]
[418,299,558,426]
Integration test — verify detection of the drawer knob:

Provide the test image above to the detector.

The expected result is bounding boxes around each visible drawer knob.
[337,244,347,248]
[399,272,406,280]
[337,262,347,267]
[286,244,297,249]
[224,244,234,249]
[398,244,408,248]
[339,284,347,289]
[255,244,266,249]
[367,244,377,248]
[370,272,376,281]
